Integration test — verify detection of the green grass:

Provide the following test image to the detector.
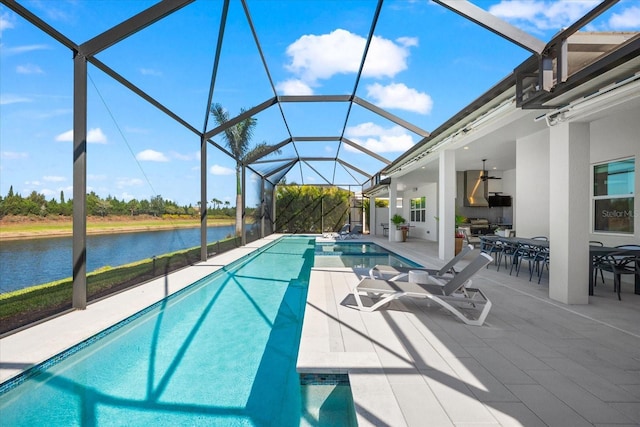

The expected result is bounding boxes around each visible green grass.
[0,217,236,236]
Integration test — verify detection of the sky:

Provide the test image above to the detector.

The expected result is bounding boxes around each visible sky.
[1,0,639,208]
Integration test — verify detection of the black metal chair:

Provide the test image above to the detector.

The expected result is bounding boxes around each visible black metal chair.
[495,239,518,272]
[534,247,550,283]
[589,241,605,285]
[512,241,546,281]
[480,237,502,267]
[594,245,640,300]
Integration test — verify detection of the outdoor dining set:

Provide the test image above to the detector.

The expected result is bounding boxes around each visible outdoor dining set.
[477,234,640,300]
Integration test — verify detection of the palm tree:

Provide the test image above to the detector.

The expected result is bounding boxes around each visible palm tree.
[210,103,279,236]
[210,197,222,211]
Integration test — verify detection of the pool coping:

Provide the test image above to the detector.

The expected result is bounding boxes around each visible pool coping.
[298,236,419,426]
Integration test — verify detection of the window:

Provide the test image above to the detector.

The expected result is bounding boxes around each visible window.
[410,197,426,222]
[593,158,635,234]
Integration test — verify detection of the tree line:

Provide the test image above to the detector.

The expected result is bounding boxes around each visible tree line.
[0,186,236,218]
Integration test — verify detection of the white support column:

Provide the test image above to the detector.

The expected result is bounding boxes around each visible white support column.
[549,122,590,304]
[369,195,375,236]
[389,181,398,242]
[438,150,456,260]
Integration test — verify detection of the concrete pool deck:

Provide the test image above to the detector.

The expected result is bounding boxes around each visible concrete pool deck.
[2,233,639,426]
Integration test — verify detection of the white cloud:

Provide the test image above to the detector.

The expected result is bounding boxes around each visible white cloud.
[0,12,15,35]
[87,128,107,144]
[119,192,136,202]
[136,149,169,162]
[140,68,162,76]
[40,188,56,198]
[345,122,416,153]
[276,79,314,95]
[43,175,65,182]
[396,36,419,48]
[0,94,32,105]
[210,164,235,175]
[489,1,599,31]
[3,44,50,55]
[16,64,44,74]
[116,178,144,188]
[366,82,433,114]
[282,29,415,85]
[55,130,73,142]
[55,127,107,144]
[170,150,199,161]
[1,151,28,159]
[609,6,640,29]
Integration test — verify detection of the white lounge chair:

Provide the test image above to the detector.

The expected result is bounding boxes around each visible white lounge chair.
[325,224,351,239]
[351,252,493,326]
[369,244,474,281]
[345,224,363,239]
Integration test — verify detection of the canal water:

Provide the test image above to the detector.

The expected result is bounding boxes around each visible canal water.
[0,225,237,294]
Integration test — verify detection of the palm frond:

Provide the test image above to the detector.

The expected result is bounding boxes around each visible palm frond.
[210,103,257,162]
[243,142,282,164]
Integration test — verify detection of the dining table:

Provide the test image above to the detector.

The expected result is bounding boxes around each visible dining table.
[481,236,640,296]
[480,235,549,248]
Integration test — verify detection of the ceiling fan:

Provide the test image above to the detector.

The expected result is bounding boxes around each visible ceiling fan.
[480,159,501,181]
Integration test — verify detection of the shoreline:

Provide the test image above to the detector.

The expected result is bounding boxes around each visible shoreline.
[0,224,202,241]
[0,218,236,242]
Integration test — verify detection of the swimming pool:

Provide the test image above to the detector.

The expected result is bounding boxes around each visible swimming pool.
[314,241,421,269]
[0,236,319,426]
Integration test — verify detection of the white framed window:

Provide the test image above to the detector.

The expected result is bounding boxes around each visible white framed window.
[592,157,635,234]
[410,197,426,222]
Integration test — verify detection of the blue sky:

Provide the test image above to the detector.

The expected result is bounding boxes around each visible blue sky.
[1,0,638,208]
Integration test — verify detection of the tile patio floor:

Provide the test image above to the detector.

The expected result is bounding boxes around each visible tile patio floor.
[1,233,638,426]
[299,235,640,426]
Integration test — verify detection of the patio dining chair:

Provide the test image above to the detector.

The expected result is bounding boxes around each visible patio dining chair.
[511,242,546,281]
[594,246,639,300]
[480,237,502,267]
[589,241,606,285]
[495,239,518,272]
[534,247,550,283]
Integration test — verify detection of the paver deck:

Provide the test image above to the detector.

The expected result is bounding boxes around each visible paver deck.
[298,235,640,426]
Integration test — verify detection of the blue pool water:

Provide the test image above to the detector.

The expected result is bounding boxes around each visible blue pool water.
[315,241,421,269]
[0,236,317,426]
[0,238,413,425]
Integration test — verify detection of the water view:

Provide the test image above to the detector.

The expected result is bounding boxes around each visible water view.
[0,225,236,293]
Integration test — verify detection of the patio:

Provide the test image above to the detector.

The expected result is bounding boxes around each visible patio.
[299,235,640,426]
[1,234,638,426]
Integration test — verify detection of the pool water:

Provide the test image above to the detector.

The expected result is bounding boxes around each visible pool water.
[315,241,421,269]
[299,374,357,427]
[0,236,331,426]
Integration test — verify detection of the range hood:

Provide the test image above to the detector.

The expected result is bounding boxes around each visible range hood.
[464,171,489,207]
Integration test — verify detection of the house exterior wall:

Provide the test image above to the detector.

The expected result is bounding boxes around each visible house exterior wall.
[589,107,640,246]
[405,183,438,242]
[374,206,389,236]
[502,168,516,226]
[515,129,551,238]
